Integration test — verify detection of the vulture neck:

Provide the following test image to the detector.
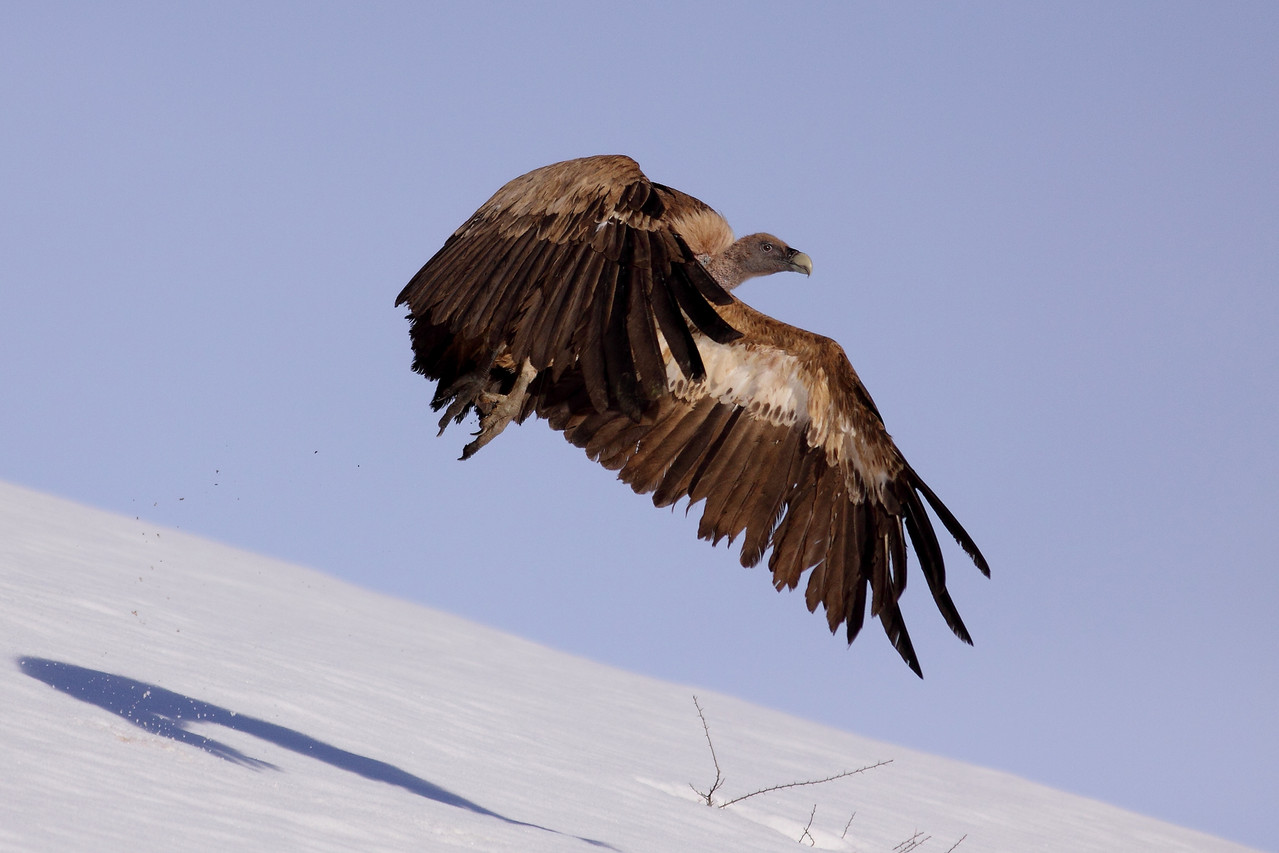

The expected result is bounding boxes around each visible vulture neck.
[702,240,760,291]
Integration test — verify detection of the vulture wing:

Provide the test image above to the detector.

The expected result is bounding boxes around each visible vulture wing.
[396,155,743,422]
[400,155,988,675]
[536,300,989,676]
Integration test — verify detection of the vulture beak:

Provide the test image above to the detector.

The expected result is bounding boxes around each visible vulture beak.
[787,249,813,276]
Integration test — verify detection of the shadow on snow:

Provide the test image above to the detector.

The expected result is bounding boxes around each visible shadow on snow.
[18,656,616,850]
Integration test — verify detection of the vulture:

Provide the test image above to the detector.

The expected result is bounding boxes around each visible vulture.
[396,154,989,676]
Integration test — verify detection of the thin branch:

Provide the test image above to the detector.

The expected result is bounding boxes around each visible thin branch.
[798,804,817,846]
[689,695,724,806]
[943,835,967,852]
[893,830,932,852]
[717,759,892,808]
[841,810,857,839]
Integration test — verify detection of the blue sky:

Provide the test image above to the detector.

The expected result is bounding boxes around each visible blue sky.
[3,3,1276,849]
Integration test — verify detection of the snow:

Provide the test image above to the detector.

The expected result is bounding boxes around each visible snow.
[0,481,1256,852]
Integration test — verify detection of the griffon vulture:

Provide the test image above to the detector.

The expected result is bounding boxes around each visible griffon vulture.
[396,154,988,676]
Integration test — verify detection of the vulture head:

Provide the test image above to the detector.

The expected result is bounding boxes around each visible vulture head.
[709,232,813,290]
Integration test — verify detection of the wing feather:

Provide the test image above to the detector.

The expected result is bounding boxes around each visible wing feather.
[624,236,668,399]
[546,247,607,382]
[651,404,736,508]
[619,397,716,493]
[602,251,642,418]
[767,452,829,591]
[666,258,742,345]
[692,417,765,543]
[720,427,799,556]
[737,427,806,567]
[480,236,560,348]
[530,306,986,676]
[646,234,705,381]
[397,155,743,425]
[577,260,618,413]
[456,229,542,337]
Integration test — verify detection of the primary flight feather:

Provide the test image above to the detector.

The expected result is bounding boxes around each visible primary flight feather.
[396,154,989,676]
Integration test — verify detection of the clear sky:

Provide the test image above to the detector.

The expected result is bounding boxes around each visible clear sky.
[3,3,1276,849]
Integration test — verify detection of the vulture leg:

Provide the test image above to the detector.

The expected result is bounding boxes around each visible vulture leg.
[461,359,538,460]
[433,348,501,436]
[436,373,489,435]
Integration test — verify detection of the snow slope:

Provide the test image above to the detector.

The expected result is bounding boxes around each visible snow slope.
[0,481,1256,852]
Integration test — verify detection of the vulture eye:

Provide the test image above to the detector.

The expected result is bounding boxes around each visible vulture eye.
[761,242,774,253]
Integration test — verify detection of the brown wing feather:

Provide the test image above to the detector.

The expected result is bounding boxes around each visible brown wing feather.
[396,155,741,426]
[533,301,987,677]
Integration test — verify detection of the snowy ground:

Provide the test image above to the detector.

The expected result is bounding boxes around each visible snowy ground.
[0,481,1257,852]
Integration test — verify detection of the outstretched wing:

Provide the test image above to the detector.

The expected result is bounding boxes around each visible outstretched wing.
[536,302,990,676]
[396,154,743,420]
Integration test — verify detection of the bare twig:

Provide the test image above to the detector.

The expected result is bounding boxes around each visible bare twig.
[893,830,932,852]
[689,695,725,806]
[841,810,857,839]
[717,759,892,808]
[687,695,892,813]
[943,835,967,852]
[798,804,817,846]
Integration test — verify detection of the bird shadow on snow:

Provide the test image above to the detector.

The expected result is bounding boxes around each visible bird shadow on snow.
[17,657,616,850]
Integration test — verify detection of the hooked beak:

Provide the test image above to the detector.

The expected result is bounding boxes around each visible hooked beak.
[786,249,813,276]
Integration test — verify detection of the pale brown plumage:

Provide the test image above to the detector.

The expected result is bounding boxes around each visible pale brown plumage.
[396,154,988,676]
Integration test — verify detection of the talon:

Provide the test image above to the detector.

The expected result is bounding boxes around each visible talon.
[435,370,491,434]
[459,359,538,460]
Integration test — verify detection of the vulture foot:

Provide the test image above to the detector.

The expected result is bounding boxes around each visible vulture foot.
[435,370,489,435]
[460,359,538,460]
